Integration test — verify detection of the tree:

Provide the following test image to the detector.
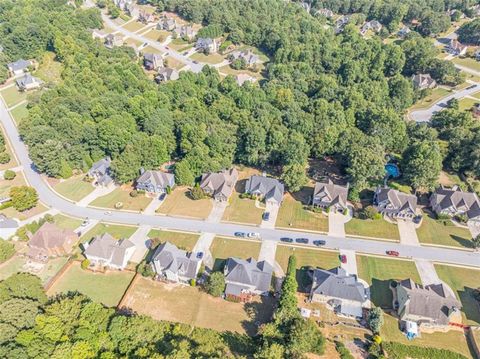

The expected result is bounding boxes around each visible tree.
[2,170,16,181]
[402,140,442,191]
[9,186,38,212]
[472,235,480,250]
[286,318,325,358]
[190,183,206,200]
[174,160,195,186]
[0,241,15,263]
[0,152,10,164]
[367,307,384,334]
[281,163,307,193]
[204,272,225,297]
[276,255,298,322]
[458,19,480,45]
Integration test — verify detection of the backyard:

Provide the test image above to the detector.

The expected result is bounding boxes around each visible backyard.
[157,187,213,219]
[0,255,68,285]
[417,215,473,248]
[210,237,261,271]
[53,176,95,202]
[47,262,135,307]
[147,229,200,251]
[345,218,400,241]
[0,86,27,108]
[458,97,479,112]
[90,187,152,211]
[356,255,421,308]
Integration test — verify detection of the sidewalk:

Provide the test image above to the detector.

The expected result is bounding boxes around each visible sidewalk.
[77,183,116,207]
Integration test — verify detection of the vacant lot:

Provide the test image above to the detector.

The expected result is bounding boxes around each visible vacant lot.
[345,218,400,241]
[123,277,275,335]
[157,187,213,219]
[409,87,451,111]
[0,256,68,285]
[0,86,27,108]
[276,192,328,232]
[222,192,263,225]
[81,223,137,242]
[34,52,63,84]
[435,264,480,325]
[210,237,261,271]
[417,215,472,248]
[90,187,152,211]
[48,262,134,307]
[356,255,420,308]
[148,229,199,251]
[10,103,29,124]
[54,176,94,202]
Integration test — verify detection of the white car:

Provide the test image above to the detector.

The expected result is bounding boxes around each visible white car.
[247,232,260,238]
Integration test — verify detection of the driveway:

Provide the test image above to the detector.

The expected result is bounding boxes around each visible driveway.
[73,218,99,237]
[468,221,480,240]
[260,203,279,229]
[339,249,358,276]
[143,195,164,215]
[415,259,441,285]
[397,220,420,246]
[129,224,152,263]
[206,201,228,223]
[193,232,215,269]
[76,183,116,207]
[258,239,277,267]
[328,210,350,237]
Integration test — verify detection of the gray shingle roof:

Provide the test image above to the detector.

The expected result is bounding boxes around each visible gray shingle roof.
[224,257,272,293]
[375,187,417,214]
[0,214,18,229]
[152,241,199,280]
[432,186,480,219]
[84,233,135,267]
[16,74,41,88]
[245,175,284,203]
[200,168,238,200]
[311,267,368,303]
[8,59,31,72]
[136,170,174,190]
[313,180,348,208]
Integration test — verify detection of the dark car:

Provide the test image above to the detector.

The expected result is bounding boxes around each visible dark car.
[386,250,399,257]
[159,193,166,201]
[340,254,347,263]
[296,238,309,244]
[262,212,270,221]
[313,240,326,246]
[280,237,293,243]
[234,232,246,237]
[196,252,204,259]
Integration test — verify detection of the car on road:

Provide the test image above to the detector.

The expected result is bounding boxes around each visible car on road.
[280,237,293,243]
[247,232,260,238]
[142,42,148,47]
[104,211,112,216]
[296,237,309,244]
[340,254,347,263]
[313,240,326,246]
[386,250,399,257]
[262,212,270,221]
[193,60,199,64]
[183,51,189,55]
[165,46,170,49]
[196,252,204,259]
[467,85,478,90]
[234,232,247,237]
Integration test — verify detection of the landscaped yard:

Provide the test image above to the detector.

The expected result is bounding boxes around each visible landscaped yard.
[47,262,135,307]
[417,215,473,248]
[210,237,261,271]
[147,229,199,251]
[0,86,27,108]
[122,277,276,335]
[435,264,480,325]
[452,57,480,72]
[140,44,163,55]
[10,103,29,123]
[345,218,400,240]
[0,256,68,285]
[90,187,152,211]
[53,214,83,230]
[409,87,451,111]
[81,223,137,241]
[473,91,480,100]
[169,37,191,51]
[164,56,186,70]
[222,192,263,225]
[276,191,328,232]
[122,20,146,33]
[356,255,420,308]
[0,170,26,197]
[0,202,49,221]
[0,125,18,171]
[53,176,94,202]
[190,52,226,64]
[157,186,212,219]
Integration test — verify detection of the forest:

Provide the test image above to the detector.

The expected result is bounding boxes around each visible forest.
[0,0,478,194]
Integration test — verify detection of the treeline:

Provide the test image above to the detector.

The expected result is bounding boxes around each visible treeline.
[458,18,480,44]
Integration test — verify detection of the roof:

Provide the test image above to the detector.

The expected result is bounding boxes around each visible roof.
[152,241,199,279]
[196,38,214,47]
[156,67,179,81]
[449,39,467,52]
[432,186,480,219]
[16,74,41,88]
[245,175,284,203]
[375,187,417,213]
[412,73,435,87]
[230,50,259,65]
[224,257,272,293]
[399,279,461,325]
[137,170,174,189]
[89,157,111,175]
[0,214,18,229]
[8,59,31,72]
[235,74,256,86]
[311,267,368,303]
[313,180,348,208]
[144,53,162,64]
[84,233,135,267]
[200,168,238,199]
[29,222,76,250]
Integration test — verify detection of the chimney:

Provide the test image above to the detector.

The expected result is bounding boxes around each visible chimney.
[140,167,145,175]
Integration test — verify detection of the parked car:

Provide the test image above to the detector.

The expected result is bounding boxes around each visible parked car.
[193,60,199,64]
[104,211,112,216]
[280,237,293,243]
[340,254,347,263]
[386,250,399,257]
[296,238,309,244]
[313,240,326,246]
[81,218,89,227]
[196,252,204,259]
[247,232,260,238]
[262,212,270,221]
[159,193,166,201]
[183,51,189,55]
[234,232,247,237]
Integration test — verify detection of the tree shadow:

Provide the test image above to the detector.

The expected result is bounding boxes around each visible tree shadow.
[450,235,474,248]
[220,331,256,356]
[370,278,394,309]
[458,286,480,325]
[240,295,276,336]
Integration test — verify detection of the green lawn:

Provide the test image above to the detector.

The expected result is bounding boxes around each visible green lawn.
[452,57,480,72]
[356,255,420,309]
[473,91,480,100]
[81,223,137,241]
[459,97,479,112]
[169,37,191,51]
[143,29,169,42]
[90,187,152,211]
[0,86,27,108]
[148,229,199,251]
[9,102,29,123]
[190,52,226,64]
[53,176,95,202]
[157,187,212,219]
[122,20,146,33]
[409,87,451,111]
[210,237,261,271]
[0,256,68,285]
[222,192,263,225]
[435,264,480,325]
[47,262,134,307]
[276,192,328,232]
[0,170,26,197]
[417,215,473,248]
[345,218,400,240]
[53,214,83,230]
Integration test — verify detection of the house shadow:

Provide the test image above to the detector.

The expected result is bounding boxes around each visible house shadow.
[370,278,394,309]
[235,178,247,193]
[240,295,276,336]
[296,267,315,294]
[450,235,474,248]
[458,286,480,325]
[212,258,226,272]
[290,186,314,205]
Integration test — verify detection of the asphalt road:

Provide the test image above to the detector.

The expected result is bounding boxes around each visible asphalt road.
[2,97,480,268]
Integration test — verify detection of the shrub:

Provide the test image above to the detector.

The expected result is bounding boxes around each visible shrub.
[436,213,451,221]
[165,186,171,194]
[0,240,15,262]
[3,170,16,180]
[454,213,468,224]
[10,186,38,212]
[81,259,90,270]
[137,261,154,277]
[190,278,196,287]
[0,152,10,164]
[130,190,138,197]
[363,206,381,220]
[190,183,206,200]
[334,341,354,359]
[367,307,384,334]
[204,272,225,297]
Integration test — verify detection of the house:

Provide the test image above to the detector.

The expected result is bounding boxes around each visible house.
[335,15,350,33]
[394,279,461,331]
[88,157,113,186]
[430,185,480,224]
[224,257,273,302]
[235,74,257,86]
[361,20,382,35]
[309,267,370,318]
[447,39,468,56]
[200,168,238,202]
[473,103,480,118]
[83,233,135,270]
[398,26,411,38]
[195,38,218,53]
[143,53,163,71]
[245,174,284,205]
[16,74,42,91]
[315,8,334,18]
[139,10,155,24]
[125,3,139,18]
[228,49,260,67]
[151,241,201,283]
[155,67,179,83]
[411,73,437,90]
[174,25,197,41]
[105,34,124,49]
[158,16,176,31]
[312,180,349,213]
[135,169,175,194]
[113,0,133,11]
[27,222,77,263]
[373,187,417,220]
[0,214,18,239]
[7,59,32,76]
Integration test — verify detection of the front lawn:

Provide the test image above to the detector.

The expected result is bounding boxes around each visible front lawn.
[452,57,480,72]
[356,255,421,308]
[459,97,479,112]
[53,214,83,230]
[47,262,135,307]
[147,229,199,251]
[190,52,226,64]
[90,187,152,211]
[0,86,27,108]
[276,192,328,232]
[345,218,400,241]
[10,102,29,124]
[435,264,480,325]
[210,237,261,271]
[122,20,146,33]
[222,192,263,225]
[417,215,473,249]
[143,29,169,42]
[53,176,94,202]
[81,223,137,242]
[164,56,186,70]
[0,202,49,221]
[157,186,213,219]
[409,87,451,111]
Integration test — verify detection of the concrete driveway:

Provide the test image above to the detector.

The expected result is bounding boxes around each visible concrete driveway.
[328,208,352,238]
[128,224,152,263]
[397,220,420,246]
[193,232,215,269]
[76,183,116,207]
[143,195,164,215]
[260,202,279,229]
[206,200,228,223]
[339,249,357,276]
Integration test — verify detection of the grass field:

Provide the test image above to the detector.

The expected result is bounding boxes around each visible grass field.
[169,37,191,51]
[0,256,68,285]
[90,187,152,211]
[409,87,451,111]
[34,52,63,84]
[53,176,94,202]
[147,229,199,251]
[157,187,212,219]
[143,29,169,42]
[123,277,275,335]
[473,91,480,100]
[48,262,134,307]
[0,202,49,221]
[164,56,186,70]
[210,237,261,271]
[222,192,263,225]
[417,215,473,248]
[190,52,226,64]
[452,57,480,72]
[0,86,27,108]
[81,223,137,241]
[10,103,29,123]
[122,20,146,33]
[53,214,83,230]
[0,170,26,197]
[356,255,420,308]
[345,218,400,240]
[435,264,480,325]
[276,192,328,232]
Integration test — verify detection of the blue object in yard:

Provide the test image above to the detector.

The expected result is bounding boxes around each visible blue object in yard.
[385,163,400,178]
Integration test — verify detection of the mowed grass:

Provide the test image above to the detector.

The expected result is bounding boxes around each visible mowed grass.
[81,223,137,241]
[123,277,275,335]
[452,57,480,72]
[276,192,328,232]
[210,237,261,271]
[122,20,146,33]
[345,218,400,241]
[164,56,186,70]
[0,170,26,197]
[143,29,169,42]
[459,97,479,112]
[53,214,83,230]
[53,176,94,202]
[0,202,49,221]
[90,187,152,211]
[0,86,27,108]
[0,256,68,285]
[356,255,420,309]
[417,215,473,248]
[409,87,451,111]
[148,229,199,251]
[157,186,212,219]
[222,192,263,225]
[10,102,29,123]
[190,51,226,64]
[435,264,480,325]
[48,262,134,307]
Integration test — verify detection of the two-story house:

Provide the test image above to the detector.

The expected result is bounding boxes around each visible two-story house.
[373,187,417,220]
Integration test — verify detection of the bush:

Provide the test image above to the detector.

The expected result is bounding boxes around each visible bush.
[165,186,171,195]
[382,341,468,359]
[137,261,154,277]
[0,152,10,164]
[190,278,196,287]
[436,213,451,221]
[204,272,225,297]
[130,190,138,197]
[81,259,90,270]
[0,240,15,262]
[114,202,123,209]
[190,183,206,200]
[334,341,354,359]
[363,206,381,220]
[3,170,16,180]
[10,186,38,212]
[367,307,384,334]
[454,213,468,224]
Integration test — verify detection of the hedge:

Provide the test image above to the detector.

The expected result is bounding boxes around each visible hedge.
[383,341,468,359]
